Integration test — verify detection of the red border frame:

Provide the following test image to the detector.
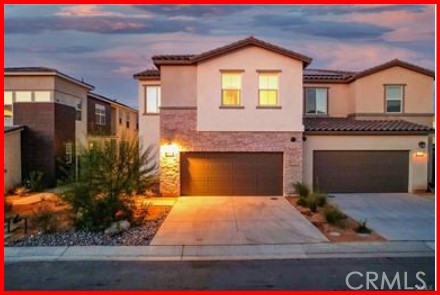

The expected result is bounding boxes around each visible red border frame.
[1,2,437,293]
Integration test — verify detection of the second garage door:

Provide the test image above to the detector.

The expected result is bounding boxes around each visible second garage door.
[313,150,409,193]
[181,152,283,196]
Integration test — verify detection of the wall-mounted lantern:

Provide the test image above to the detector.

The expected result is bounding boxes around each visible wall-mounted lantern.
[163,143,178,157]
[416,141,427,157]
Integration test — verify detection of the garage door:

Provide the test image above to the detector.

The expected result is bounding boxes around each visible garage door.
[181,152,283,196]
[313,151,409,193]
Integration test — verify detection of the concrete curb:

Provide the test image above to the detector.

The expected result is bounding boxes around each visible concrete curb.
[5,241,435,262]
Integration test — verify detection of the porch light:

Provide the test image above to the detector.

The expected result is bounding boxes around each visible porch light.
[163,143,178,157]
[416,141,427,157]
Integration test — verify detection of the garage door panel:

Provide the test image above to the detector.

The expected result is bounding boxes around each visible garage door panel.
[314,151,408,193]
[181,152,283,196]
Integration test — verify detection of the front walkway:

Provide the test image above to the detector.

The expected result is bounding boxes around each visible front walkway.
[151,196,328,246]
[330,193,435,241]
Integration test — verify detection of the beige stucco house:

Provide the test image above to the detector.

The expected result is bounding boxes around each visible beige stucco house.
[134,37,435,196]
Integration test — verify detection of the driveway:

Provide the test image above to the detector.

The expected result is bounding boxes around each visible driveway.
[151,196,328,245]
[330,193,434,241]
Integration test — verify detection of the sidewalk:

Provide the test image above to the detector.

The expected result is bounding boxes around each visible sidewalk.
[5,241,434,262]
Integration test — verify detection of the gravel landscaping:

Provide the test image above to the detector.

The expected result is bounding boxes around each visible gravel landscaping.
[6,206,172,247]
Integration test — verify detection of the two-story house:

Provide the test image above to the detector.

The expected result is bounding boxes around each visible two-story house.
[134,37,434,197]
[4,67,138,188]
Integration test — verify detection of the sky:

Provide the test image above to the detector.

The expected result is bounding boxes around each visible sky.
[4,4,436,108]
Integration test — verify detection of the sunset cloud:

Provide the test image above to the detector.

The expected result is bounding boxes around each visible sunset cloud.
[4,4,434,107]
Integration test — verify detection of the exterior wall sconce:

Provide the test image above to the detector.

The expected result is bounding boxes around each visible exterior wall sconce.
[416,141,427,157]
[163,143,178,157]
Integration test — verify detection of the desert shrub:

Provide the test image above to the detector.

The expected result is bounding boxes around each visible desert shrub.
[355,220,372,234]
[14,186,30,196]
[33,203,58,233]
[324,206,347,227]
[315,194,328,207]
[61,135,157,231]
[293,182,310,199]
[28,171,45,192]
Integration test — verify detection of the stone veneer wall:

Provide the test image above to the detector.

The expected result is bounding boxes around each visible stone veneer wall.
[159,109,303,196]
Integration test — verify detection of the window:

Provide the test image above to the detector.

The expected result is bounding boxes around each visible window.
[385,85,403,113]
[34,91,51,102]
[95,104,106,125]
[15,91,32,102]
[305,88,328,115]
[4,91,13,118]
[258,73,278,106]
[65,142,73,165]
[76,101,82,121]
[145,86,161,114]
[136,116,139,130]
[119,110,123,125]
[126,112,130,129]
[221,73,242,106]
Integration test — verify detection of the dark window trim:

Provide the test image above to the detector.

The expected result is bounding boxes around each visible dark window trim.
[384,84,405,114]
[303,87,329,116]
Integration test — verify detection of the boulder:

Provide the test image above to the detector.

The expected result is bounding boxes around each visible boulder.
[104,220,130,236]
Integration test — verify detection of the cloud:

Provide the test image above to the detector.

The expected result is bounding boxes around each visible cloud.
[5,45,94,54]
[56,4,152,19]
[133,4,252,17]
[292,4,426,16]
[5,16,210,35]
[252,15,392,40]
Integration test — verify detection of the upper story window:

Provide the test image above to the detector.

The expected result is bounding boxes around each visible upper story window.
[34,91,51,102]
[258,73,279,106]
[15,91,32,102]
[126,112,130,129]
[385,85,404,113]
[4,91,13,119]
[76,101,82,121]
[95,104,106,125]
[119,110,123,125]
[221,73,242,106]
[136,116,139,130]
[145,86,161,114]
[305,88,328,115]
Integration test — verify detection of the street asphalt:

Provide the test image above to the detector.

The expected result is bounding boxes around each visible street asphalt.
[5,256,435,290]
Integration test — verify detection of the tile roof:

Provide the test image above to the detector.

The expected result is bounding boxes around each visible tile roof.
[304,117,434,134]
[151,36,312,67]
[133,68,161,79]
[352,59,435,80]
[303,68,356,83]
[5,67,57,73]
[4,125,24,134]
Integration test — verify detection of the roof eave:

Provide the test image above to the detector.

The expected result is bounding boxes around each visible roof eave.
[304,130,434,136]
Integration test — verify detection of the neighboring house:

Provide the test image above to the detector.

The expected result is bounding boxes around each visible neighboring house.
[4,67,93,187]
[134,36,435,196]
[4,67,138,188]
[4,126,24,192]
[87,93,138,146]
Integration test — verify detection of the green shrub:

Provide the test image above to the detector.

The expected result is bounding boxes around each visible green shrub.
[28,171,45,192]
[324,206,347,226]
[315,194,328,207]
[293,182,310,199]
[61,135,157,231]
[33,203,58,233]
[355,220,372,234]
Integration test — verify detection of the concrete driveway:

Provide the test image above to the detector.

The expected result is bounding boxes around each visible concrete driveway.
[330,193,434,241]
[151,196,328,246]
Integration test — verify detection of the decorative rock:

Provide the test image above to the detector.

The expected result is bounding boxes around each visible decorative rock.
[104,220,131,236]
